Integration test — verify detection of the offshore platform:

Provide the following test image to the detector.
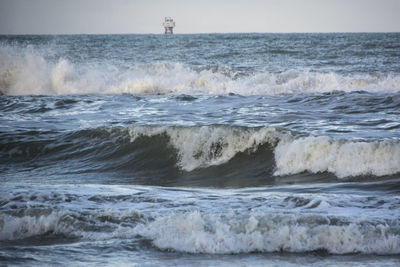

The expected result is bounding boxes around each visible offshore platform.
[163,17,175,34]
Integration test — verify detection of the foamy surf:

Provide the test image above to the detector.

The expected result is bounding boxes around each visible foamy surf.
[1,185,399,255]
[2,210,399,255]
[1,45,400,96]
[135,211,400,254]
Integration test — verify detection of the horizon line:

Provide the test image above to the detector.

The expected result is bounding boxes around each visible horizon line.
[1,31,400,36]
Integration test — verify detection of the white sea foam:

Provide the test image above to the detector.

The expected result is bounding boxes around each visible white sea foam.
[274,136,400,178]
[1,46,400,95]
[134,211,400,254]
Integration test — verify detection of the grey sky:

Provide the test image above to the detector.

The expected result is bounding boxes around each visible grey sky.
[0,0,399,34]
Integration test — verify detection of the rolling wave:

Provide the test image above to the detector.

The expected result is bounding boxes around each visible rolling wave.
[1,45,400,96]
[2,125,400,183]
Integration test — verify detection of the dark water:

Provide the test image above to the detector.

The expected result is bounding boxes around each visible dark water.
[1,33,400,266]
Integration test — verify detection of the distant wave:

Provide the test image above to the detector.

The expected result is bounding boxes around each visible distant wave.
[1,45,400,96]
[2,125,400,180]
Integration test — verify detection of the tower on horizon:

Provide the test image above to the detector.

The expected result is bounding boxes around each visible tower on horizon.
[163,17,175,34]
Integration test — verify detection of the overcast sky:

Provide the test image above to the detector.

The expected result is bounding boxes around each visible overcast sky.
[0,0,399,34]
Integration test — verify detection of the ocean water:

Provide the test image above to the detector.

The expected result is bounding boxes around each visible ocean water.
[1,33,400,266]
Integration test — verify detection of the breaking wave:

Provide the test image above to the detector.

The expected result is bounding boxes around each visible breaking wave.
[3,125,400,180]
[126,126,400,178]
[125,126,281,171]
[1,45,400,96]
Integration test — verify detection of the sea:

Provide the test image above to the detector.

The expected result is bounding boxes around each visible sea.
[0,33,400,266]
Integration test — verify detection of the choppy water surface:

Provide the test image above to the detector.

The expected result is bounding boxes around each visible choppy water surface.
[1,33,400,266]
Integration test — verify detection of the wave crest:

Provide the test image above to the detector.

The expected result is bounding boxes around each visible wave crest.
[126,126,281,171]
